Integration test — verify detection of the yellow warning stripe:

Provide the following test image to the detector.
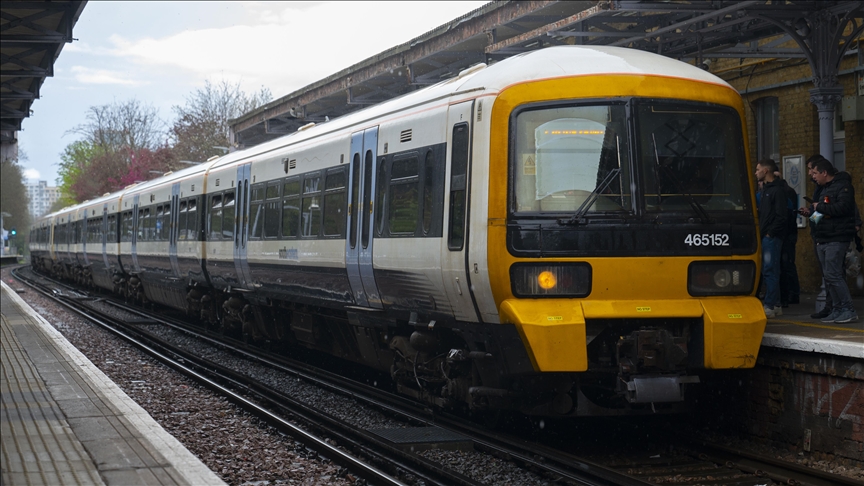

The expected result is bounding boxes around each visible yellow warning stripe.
[772,319,864,333]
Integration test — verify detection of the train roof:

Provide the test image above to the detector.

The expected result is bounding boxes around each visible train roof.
[37,46,736,225]
[209,46,733,169]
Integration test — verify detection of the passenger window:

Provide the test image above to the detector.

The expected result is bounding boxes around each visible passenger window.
[222,191,235,239]
[143,208,154,241]
[160,204,171,241]
[186,198,198,240]
[209,195,223,239]
[302,174,321,237]
[448,123,470,250]
[375,158,387,235]
[323,168,347,237]
[349,154,360,248]
[422,150,435,234]
[282,177,300,238]
[250,184,265,240]
[388,156,419,234]
[361,151,373,248]
[264,183,280,238]
[178,201,188,240]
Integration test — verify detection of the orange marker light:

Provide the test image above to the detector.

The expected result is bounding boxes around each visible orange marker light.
[537,270,557,290]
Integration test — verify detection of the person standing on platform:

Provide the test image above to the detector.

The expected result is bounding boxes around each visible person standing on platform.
[803,155,834,319]
[799,158,859,323]
[778,171,800,307]
[755,159,787,318]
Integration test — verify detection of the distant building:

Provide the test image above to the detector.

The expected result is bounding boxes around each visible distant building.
[26,181,60,218]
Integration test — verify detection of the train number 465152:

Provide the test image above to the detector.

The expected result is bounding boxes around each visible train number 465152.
[684,233,730,246]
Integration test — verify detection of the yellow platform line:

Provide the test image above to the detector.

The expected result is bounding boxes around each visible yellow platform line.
[770,319,864,333]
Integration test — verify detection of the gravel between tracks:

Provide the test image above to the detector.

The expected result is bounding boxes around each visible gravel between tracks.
[6,267,555,486]
[3,267,353,486]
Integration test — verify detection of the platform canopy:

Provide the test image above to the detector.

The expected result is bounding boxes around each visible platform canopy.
[0,0,87,146]
[230,0,862,148]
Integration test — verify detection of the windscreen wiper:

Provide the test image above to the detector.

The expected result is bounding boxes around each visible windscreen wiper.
[652,134,713,224]
[558,167,621,225]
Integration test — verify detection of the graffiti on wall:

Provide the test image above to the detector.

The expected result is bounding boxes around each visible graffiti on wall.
[794,372,863,428]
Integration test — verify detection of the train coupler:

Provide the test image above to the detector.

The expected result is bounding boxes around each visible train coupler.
[619,374,700,403]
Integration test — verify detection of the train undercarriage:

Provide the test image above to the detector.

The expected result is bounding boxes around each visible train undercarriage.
[37,263,703,417]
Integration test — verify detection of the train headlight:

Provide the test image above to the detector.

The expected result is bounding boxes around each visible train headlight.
[510,263,591,298]
[688,261,755,296]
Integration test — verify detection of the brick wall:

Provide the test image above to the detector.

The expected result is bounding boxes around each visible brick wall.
[716,45,863,294]
[693,349,864,462]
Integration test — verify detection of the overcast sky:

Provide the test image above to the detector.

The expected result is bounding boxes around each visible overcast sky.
[18,1,488,185]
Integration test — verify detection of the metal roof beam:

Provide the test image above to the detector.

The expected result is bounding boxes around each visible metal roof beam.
[609,1,761,48]
[487,3,608,53]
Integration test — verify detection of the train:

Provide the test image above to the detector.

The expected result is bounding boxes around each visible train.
[30,46,766,416]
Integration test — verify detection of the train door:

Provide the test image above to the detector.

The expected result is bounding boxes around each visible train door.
[131,195,141,273]
[441,101,480,322]
[168,183,181,278]
[233,163,253,287]
[345,128,383,308]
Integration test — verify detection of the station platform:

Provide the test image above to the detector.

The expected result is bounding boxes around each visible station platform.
[0,281,225,486]
[761,292,863,359]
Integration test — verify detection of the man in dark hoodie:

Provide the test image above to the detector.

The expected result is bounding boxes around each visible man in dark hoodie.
[777,171,800,307]
[755,159,787,318]
[799,158,858,323]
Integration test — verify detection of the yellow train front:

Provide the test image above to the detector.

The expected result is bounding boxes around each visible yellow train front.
[464,47,765,415]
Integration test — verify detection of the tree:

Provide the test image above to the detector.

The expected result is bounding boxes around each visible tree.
[71,99,165,153]
[59,99,170,202]
[171,79,271,162]
[1,154,31,253]
[57,140,101,205]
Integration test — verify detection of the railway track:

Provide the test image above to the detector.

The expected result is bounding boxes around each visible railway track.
[13,267,645,486]
[13,266,861,486]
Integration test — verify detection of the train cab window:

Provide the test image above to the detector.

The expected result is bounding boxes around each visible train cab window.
[186,198,198,240]
[448,123,470,250]
[209,194,223,239]
[323,168,347,237]
[177,201,188,240]
[249,184,265,240]
[301,174,321,237]
[635,102,748,212]
[264,182,281,238]
[512,104,631,216]
[282,177,300,239]
[222,191,235,239]
[388,155,420,234]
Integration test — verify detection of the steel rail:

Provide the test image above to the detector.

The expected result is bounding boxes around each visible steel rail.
[91,288,651,486]
[12,268,409,486]
[690,441,864,486]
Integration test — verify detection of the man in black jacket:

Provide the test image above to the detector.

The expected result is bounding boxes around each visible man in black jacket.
[799,158,858,323]
[755,159,787,318]
[778,174,800,307]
